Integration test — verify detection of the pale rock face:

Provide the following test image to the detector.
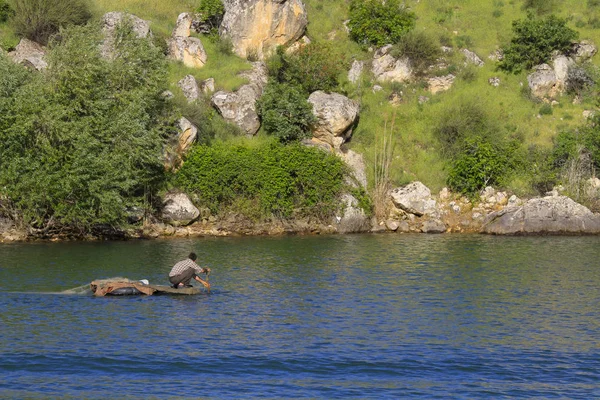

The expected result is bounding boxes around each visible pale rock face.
[161,192,200,226]
[8,39,47,71]
[483,196,600,234]
[164,118,199,170]
[336,149,367,189]
[173,13,193,38]
[461,48,484,67]
[211,62,268,135]
[168,36,208,68]
[348,60,364,84]
[372,45,412,83]
[308,91,360,149]
[219,0,308,60]
[337,194,371,233]
[572,40,597,62]
[178,75,201,102]
[528,64,559,99]
[390,182,438,217]
[428,74,455,94]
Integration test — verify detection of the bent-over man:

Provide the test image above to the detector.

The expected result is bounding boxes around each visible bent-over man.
[169,252,211,290]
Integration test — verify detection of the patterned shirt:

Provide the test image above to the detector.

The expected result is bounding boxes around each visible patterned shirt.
[169,258,205,277]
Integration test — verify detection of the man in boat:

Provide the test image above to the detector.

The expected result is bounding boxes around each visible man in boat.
[169,252,211,290]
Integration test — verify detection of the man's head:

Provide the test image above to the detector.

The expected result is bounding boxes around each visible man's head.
[188,252,197,261]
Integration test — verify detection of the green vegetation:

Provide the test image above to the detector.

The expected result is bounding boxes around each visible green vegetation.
[268,42,345,94]
[257,81,315,143]
[195,0,224,35]
[347,0,416,47]
[0,23,172,233]
[10,0,92,45]
[0,0,13,23]
[498,13,579,74]
[174,141,347,220]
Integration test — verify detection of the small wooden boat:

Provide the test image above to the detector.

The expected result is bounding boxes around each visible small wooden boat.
[90,278,201,297]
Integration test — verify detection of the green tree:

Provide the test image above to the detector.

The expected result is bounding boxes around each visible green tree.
[257,81,316,143]
[195,0,224,35]
[498,14,578,74]
[0,23,173,233]
[347,0,416,47]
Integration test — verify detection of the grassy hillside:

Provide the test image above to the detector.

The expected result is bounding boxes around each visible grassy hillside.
[2,0,600,199]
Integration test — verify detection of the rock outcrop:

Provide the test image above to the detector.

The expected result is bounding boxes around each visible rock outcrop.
[390,182,438,217]
[211,61,268,135]
[161,192,200,226]
[348,60,364,84]
[372,45,412,83]
[427,74,455,94]
[336,193,371,233]
[101,12,152,59]
[164,117,199,170]
[219,0,308,60]
[8,39,47,71]
[168,12,208,68]
[308,91,360,149]
[178,75,201,102]
[482,195,600,235]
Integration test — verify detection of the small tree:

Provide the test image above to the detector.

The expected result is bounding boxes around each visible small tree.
[195,0,225,35]
[347,0,416,47]
[498,13,578,74]
[256,81,315,143]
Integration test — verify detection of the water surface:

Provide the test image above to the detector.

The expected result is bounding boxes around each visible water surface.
[1,234,599,398]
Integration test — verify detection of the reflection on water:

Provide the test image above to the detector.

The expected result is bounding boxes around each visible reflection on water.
[0,234,599,398]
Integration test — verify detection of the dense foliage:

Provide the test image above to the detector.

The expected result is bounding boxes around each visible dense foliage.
[498,14,578,74]
[391,31,442,77]
[256,81,316,143]
[0,23,173,233]
[0,0,13,23]
[195,0,224,35]
[347,0,416,47]
[435,100,522,195]
[10,0,92,45]
[268,42,344,94]
[174,142,347,220]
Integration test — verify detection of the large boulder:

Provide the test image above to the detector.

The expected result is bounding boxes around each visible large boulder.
[336,194,371,233]
[372,45,412,83]
[8,39,47,71]
[528,55,574,100]
[482,195,600,235]
[161,192,200,226]
[219,0,308,60]
[336,149,367,189]
[164,117,199,170]
[427,74,455,94]
[211,62,268,135]
[348,60,364,84]
[178,75,201,102]
[173,12,194,38]
[101,12,152,58]
[308,91,360,149]
[168,36,207,68]
[390,182,438,217]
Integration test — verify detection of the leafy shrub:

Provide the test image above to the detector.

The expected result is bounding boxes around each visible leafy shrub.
[268,42,344,94]
[498,14,578,74]
[434,100,495,157]
[256,81,315,143]
[174,141,347,219]
[566,66,596,96]
[0,0,14,23]
[539,103,553,115]
[195,0,224,35]
[447,138,510,195]
[11,0,92,45]
[0,23,172,233]
[391,31,442,76]
[347,0,416,47]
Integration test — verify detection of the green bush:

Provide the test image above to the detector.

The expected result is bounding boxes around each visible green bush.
[447,137,515,195]
[391,31,442,77]
[195,0,224,35]
[0,23,172,233]
[174,141,347,219]
[347,0,416,47]
[10,0,92,45]
[498,14,578,74]
[256,81,315,143]
[0,0,14,23]
[268,42,344,94]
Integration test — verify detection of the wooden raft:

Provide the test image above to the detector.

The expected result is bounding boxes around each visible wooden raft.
[90,279,201,297]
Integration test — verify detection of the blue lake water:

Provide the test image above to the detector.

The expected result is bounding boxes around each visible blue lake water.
[1,234,599,398]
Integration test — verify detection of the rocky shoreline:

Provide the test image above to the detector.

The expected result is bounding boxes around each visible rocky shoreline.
[3,182,600,243]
